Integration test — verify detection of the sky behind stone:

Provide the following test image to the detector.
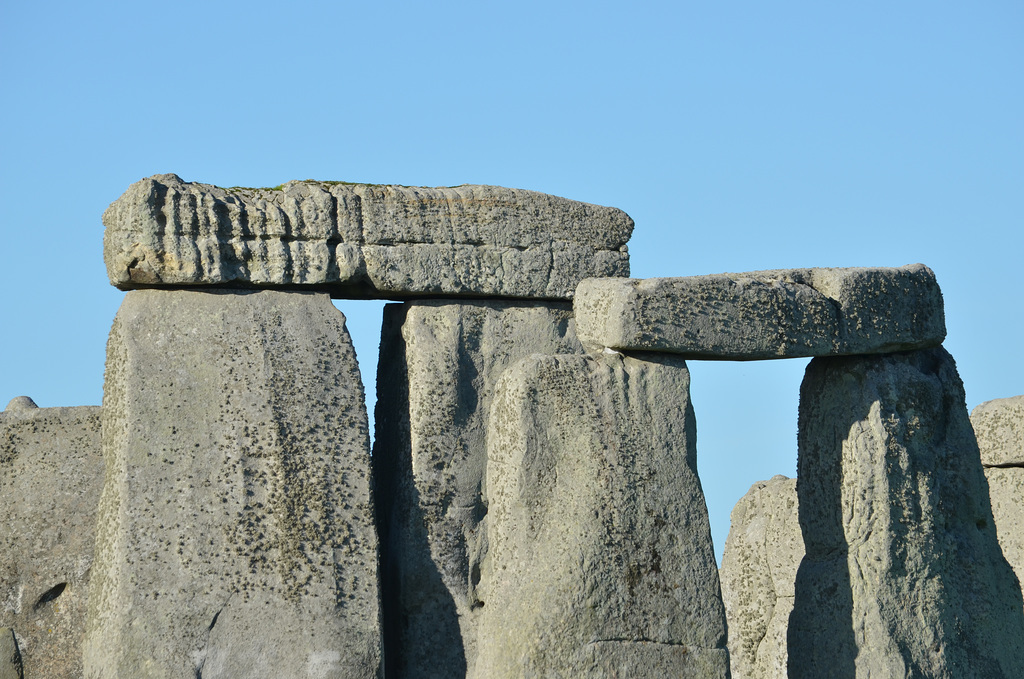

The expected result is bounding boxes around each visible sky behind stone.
[2,1,1021,562]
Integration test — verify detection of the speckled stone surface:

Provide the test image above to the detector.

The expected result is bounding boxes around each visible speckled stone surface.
[792,348,1024,678]
[1,400,103,679]
[720,475,802,679]
[0,628,22,679]
[103,174,633,300]
[475,351,728,678]
[372,300,582,678]
[574,264,945,359]
[972,395,1024,467]
[83,290,381,679]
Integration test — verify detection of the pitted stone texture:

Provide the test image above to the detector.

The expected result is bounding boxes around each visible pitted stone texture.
[104,174,632,299]
[574,264,944,359]
[373,300,582,678]
[476,352,728,678]
[1,404,103,679]
[791,348,1024,678]
[720,475,802,679]
[984,468,1024,597]
[0,629,22,679]
[972,395,1024,466]
[83,290,381,679]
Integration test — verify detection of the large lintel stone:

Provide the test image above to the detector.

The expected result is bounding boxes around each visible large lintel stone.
[1,400,103,679]
[83,289,381,679]
[104,174,633,300]
[574,264,944,359]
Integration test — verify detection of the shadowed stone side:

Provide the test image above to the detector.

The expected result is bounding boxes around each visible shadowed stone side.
[373,300,582,678]
[476,351,728,678]
[791,348,1024,678]
[1,401,103,679]
[0,629,22,679]
[574,264,944,358]
[104,174,632,300]
[720,475,802,679]
[83,290,381,679]
[972,396,1024,606]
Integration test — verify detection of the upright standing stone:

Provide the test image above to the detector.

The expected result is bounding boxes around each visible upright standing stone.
[791,348,1024,678]
[1,399,103,679]
[972,395,1024,602]
[476,351,728,678]
[84,290,381,679]
[720,475,802,679]
[373,300,582,678]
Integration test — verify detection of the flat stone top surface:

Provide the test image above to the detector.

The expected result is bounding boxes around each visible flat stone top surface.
[972,395,1024,467]
[103,174,633,300]
[574,263,945,359]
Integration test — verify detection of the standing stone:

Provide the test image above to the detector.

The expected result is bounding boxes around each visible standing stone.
[720,475,802,679]
[1,400,103,679]
[103,174,633,300]
[972,395,1024,602]
[373,300,582,678]
[84,290,381,679]
[792,348,1024,678]
[476,351,729,678]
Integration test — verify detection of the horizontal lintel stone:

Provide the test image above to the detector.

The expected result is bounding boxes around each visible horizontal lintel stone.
[574,263,945,359]
[103,174,633,300]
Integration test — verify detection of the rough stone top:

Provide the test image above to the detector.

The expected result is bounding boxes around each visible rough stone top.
[103,174,633,300]
[574,263,945,359]
[971,395,1024,467]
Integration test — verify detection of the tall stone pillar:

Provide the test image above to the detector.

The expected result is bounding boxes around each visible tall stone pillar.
[84,290,381,679]
[791,347,1024,678]
[373,300,582,678]
[476,351,729,678]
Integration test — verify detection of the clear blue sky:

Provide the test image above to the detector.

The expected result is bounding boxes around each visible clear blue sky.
[2,1,1021,562]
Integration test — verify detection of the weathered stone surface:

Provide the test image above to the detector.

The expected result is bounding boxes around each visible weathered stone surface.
[984,468,1024,597]
[574,264,944,358]
[83,290,381,678]
[720,475,802,679]
[791,348,1024,678]
[0,629,22,679]
[104,174,632,299]
[972,395,1024,466]
[1,400,103,679]
[475,351,728,678]
[373,300,582,678]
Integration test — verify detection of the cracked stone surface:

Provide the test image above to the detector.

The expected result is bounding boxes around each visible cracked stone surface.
[1,401,101,679]
[373,300,582,678]
[83,290,381,679]
[103,174,633,300]
[574,264,945,359]
[972,396,1024,608]
[791,348,1024,678]
[720,475,802,679]
[475,351,728,678]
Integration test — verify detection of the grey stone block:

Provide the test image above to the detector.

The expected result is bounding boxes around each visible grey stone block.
[984,468,1024,599]
[1,400,103,679]
[103,174,632,300]
[972,395,1024,466]
[475,351,728,678]
[0,629,22,679]
[372,300,582,678]
[720,475,801,679]
[791,348,1024,678]
[574,264,945,359]
[83,290,381,679]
